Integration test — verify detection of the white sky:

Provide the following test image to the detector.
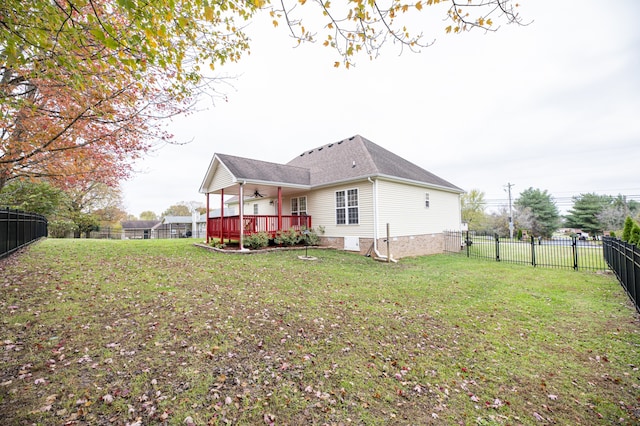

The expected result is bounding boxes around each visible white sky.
[121,0,640,217]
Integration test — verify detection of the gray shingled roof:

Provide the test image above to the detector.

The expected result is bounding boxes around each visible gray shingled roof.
[121,220,162,230]
[286,135,463,191]
[217,154,310,185]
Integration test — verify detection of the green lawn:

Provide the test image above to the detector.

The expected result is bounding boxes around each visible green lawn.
[464,236,607,270]
[0,239,638,425]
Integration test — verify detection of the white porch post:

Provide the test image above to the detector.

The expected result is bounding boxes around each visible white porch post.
[206,192,210,244]
[239,182,248,251]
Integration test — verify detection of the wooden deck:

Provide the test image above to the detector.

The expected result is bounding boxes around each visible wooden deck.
[207,215,312,241]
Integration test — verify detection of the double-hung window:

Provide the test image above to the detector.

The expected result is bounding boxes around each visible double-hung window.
[336,189,359,225]
[291,196,307,215]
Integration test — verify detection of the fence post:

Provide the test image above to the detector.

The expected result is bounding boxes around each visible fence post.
[466,231,470,258]
[572,236,578,270]
[633,245,639,311]
[529,235,535,267]
[495,233,500,262]
[627,243,635,304]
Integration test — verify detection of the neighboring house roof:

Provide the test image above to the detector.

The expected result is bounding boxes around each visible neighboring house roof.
[287,135,463,191]
[200,135,463,194]
[121,220,162,230]
[162,215,196,224]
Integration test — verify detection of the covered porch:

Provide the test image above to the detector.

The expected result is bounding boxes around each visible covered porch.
[207,214,312,242]
[199,153,313,247]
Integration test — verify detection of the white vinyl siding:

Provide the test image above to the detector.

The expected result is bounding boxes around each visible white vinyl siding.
[376,179,460,236]
[209,164,235,192]
[304,181,373,238]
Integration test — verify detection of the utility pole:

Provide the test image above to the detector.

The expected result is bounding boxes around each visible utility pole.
[505,182,515,239]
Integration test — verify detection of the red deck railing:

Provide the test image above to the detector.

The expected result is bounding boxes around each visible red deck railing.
[207,215,312,241]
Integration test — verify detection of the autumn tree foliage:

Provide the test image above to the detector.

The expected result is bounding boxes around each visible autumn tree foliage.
[1,0,523,190]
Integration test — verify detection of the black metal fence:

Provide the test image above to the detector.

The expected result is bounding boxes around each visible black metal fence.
[0,208,48,259]
[444,231,607,271]
[603,237,639,313]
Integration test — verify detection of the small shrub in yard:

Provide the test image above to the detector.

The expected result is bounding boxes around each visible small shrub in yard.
[243,232,269,249]
[274,229,301,246]
[209,240,226,249]
[302,227,321,246]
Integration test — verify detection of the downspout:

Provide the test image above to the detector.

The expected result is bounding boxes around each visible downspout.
[368,177,396,262]
[368,177,379,253]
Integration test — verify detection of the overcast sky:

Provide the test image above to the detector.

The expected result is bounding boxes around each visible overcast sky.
[121,0,640,217]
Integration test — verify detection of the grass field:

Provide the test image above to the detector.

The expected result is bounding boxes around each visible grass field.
[0,239,638,425]
[463,236,607,271]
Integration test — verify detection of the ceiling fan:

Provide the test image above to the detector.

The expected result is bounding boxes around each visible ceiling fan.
[253,189,264,198]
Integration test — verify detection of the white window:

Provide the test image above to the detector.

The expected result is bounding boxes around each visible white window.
[291,196,307,215]
[336,189,359,225]
[425,192,430,208]
[253,204,259,215]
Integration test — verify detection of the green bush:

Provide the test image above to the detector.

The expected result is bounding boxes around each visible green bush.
[243,232,269,249]
[609,231,616,238]
[209,240,226,249]
[630,224,640,246]
[622,216,634,242]
[302,227,321,246]
[48,219,77,238]
[274,229,301,246]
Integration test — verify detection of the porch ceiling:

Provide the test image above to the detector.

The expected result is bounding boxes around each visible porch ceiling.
[209,183,308,198]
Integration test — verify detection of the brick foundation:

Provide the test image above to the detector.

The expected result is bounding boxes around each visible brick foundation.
[319,234,445,259]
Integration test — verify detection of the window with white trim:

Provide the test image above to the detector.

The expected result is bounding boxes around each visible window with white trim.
[425,192,430,208]
[253,204,259,215]
[336,189,359,225]
[291,196,307,215]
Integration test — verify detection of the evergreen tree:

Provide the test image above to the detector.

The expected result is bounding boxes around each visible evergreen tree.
[630,223,640,245]
[564,193,612,235]
[622,216,634,242]
[514,188,560,238]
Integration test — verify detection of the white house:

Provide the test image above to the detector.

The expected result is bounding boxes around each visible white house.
[199,135,464,258]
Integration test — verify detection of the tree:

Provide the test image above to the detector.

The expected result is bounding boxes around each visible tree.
[622,216,635,242]
[140,211,159,221]
[564,193,612,235]
[162,204,192,217]
[0,179,65,216]
[514,187,560,238]
[630,223,640,246]
[53,180,125,237]
[461,189,487,231]
[597,204,627,232]
[2,1,523,189]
